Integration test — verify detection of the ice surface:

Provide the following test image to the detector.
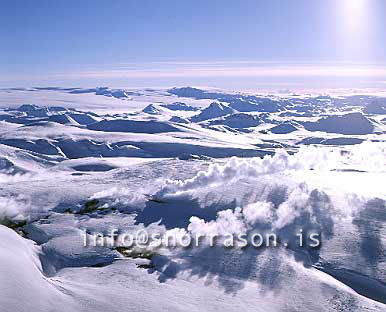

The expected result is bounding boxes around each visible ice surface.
[0,87,386,311]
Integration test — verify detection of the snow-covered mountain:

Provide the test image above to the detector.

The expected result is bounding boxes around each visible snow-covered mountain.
[190,102,236,122]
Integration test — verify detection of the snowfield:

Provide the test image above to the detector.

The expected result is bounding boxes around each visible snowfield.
[0,86,386,312]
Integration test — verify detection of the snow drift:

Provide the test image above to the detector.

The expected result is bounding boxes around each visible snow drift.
[87,119,181,133]
[0,225,76,311]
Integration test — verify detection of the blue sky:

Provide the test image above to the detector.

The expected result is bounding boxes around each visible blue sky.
[1,0,386,91]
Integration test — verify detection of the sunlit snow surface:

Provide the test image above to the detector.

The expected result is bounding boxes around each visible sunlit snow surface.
[0,87,385,312]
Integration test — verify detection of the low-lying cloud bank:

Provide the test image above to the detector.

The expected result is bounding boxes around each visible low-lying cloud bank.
[157,143,386,197]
